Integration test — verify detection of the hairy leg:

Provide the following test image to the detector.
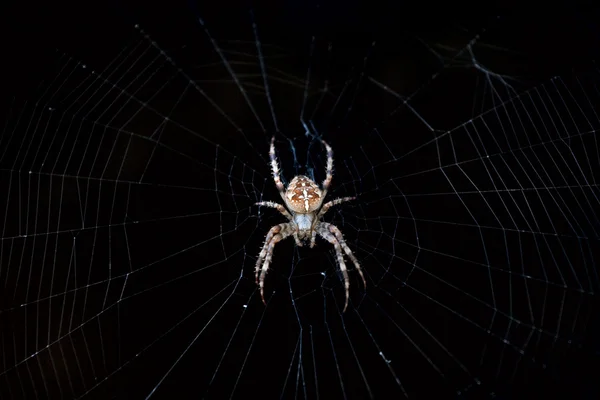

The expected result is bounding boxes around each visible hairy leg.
[310,229,317,248]
[316,226,352,312]
[321,139,334,197]
[255,201,301,246]
[255,223,292,304]
[317,196,355,219]
[269,136,286,200]
[255,201,293,220]
[321,222,366,289]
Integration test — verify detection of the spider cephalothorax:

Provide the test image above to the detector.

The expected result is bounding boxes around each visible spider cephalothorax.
[255,137,366,312]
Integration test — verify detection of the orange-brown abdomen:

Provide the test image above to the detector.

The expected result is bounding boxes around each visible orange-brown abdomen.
[285,175,323,213]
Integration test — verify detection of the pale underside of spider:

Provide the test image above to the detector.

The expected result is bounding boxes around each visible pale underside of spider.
[254,136,366,312]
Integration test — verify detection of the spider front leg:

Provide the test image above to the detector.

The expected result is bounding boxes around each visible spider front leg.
[255,223,293,304]
[269,136,286,201]
[320,139,334,197]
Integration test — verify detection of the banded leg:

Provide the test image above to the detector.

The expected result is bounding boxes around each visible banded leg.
[321,139,334,197]
[317,222,366,312]
[255,201,301,246]
[255,201,293,221]
[269,136,286,200]
[318,196,355,219]
[310,229,317,248]
[323,222,366,290]
[317,227,352,312]
[255,223,292,305]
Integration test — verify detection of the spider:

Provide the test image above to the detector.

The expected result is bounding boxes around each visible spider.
[254,136,366,312]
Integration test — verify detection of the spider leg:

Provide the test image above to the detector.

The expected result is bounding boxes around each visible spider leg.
[317,222,366,312]
[255,201,301,246]
[320,139,334,197]
[316,225,351,312]
[318,196,355,219]
[255,201,293,221]
[321,222,366,290]
[269,136,286,201]
[255,223,293,305]
[294,232,303,247]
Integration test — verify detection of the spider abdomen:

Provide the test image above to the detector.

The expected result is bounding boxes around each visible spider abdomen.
[285,175,322,213]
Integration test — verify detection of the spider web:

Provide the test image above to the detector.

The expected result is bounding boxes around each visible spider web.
[1,2,599,399]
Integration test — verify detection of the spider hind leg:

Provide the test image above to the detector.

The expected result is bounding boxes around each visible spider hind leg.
[255,223,293,304]
[316,222,366,312]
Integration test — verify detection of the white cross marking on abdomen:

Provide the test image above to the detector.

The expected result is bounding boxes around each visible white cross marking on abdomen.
[303,188,309,211]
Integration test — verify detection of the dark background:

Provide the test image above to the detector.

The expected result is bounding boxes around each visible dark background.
[1,1,600,399]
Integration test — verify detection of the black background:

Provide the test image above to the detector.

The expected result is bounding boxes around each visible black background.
[2,1,600,399]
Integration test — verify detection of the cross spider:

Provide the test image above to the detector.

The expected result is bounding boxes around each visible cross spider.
[255,136,366,312]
